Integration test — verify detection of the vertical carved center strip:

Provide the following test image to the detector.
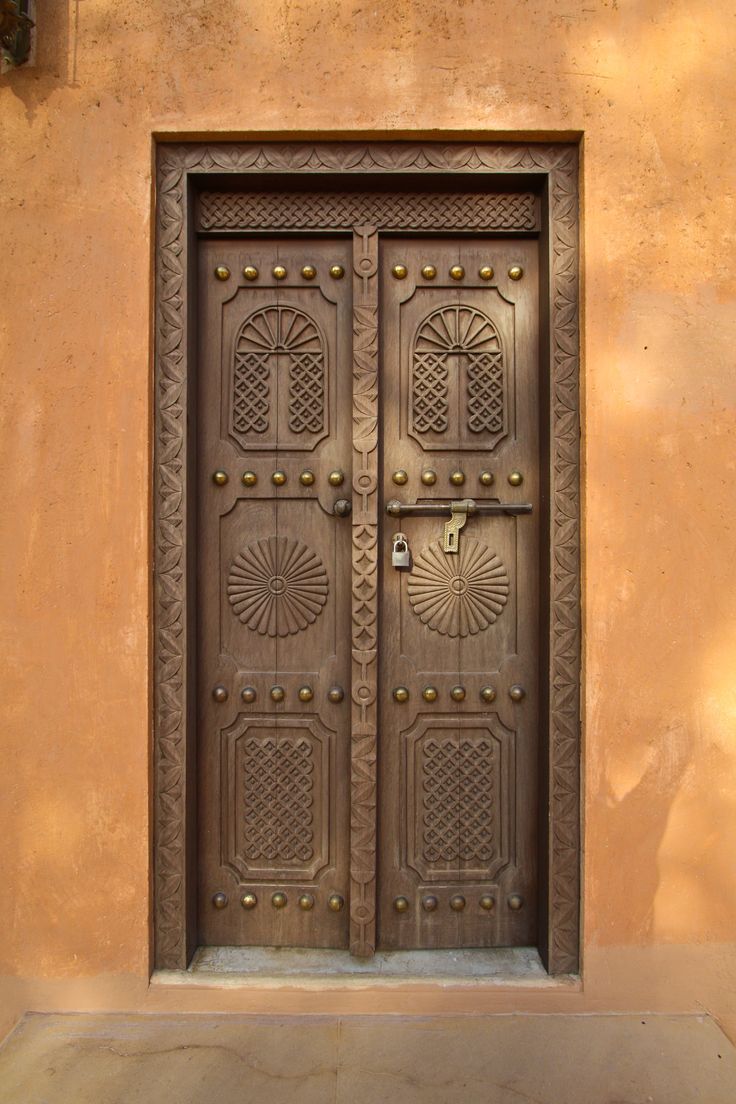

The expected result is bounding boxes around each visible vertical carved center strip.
[349,224,379,955]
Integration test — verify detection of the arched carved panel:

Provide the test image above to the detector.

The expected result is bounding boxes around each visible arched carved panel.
[230,305,327,451]
[410,305,508,451]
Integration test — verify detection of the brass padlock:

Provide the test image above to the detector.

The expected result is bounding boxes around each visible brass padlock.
[391,532,412,570]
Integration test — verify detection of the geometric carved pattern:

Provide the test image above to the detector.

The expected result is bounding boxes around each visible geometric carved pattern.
[200,191,540,232]
[231,306,325,446]
[412,305,506,445]
[467,351,504,434]
[242,735,314,862]
[289,353,324,432]
[349,225,380,956]
[154,142,579,974]
[422,737,496,864]
[227,536,329,637]
[412,353,448,433]
[407,538,510,637]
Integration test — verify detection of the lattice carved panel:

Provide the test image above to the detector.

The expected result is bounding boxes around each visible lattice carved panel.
[199,191,540,232]
[405,718,514,883]
[222,718,332,882]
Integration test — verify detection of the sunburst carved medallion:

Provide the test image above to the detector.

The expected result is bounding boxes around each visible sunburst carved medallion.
[407,538,510,637]
[227,536,329,637]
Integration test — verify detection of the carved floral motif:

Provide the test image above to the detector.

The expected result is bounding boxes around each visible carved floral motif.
[227,536,328,637]
[407,538,509,637]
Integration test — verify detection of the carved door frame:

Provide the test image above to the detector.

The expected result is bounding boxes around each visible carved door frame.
[153,140,581,975]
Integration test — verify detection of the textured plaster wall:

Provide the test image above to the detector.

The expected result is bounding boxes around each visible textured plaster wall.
[1,0,735,1042]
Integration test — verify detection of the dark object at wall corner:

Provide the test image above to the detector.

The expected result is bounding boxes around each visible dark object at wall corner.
[0,0,34,67]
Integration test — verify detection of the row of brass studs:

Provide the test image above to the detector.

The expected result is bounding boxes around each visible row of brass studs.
[395,685,525,704]
[395,893,524,913]
[213,685,344,704]
[213,469,345,488]
[213,891,345,911]
[392,263,523,282]
[393,469,523,488]
[214,264,345,282]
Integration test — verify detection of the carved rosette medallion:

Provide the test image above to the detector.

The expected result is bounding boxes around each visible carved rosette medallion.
[407,538,509,637]
[227,536,328,636]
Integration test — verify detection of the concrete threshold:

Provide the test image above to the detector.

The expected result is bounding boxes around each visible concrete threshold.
[152,944,575,989]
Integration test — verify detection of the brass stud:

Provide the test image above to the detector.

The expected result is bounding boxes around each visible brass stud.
[480,686,497,704]
[272,470,287,486]
[328,469,344,487]
[298,685,314,703]
[241,892,257,910]
[422,895,439,912]
[242,470,257,487]
[299,469,315,486]
[450,894,466,911]
[212,891,228,909]
[422,686,438,703]
[479,265,494,281]
[508,265,523,281]
[213,470,229,486]
[328,893,344,912]
[392,263,408,279]
[479,470,494,487]
[393,686,409,703]
[270,686,285,703]
[508,893,524,910]
[394,896,410,912]
[299,893,315,911]
[214,265,230,281]
[327,686,344,704]
[449,264,465,280]
[333,498,352,517]
[450,470,465,486]
[421,264,437,280]
[329,264,345,279]
[241,686,257,704]
[243,265,258,281]
[509,685,526,702]
[480,894,495,911]
[271,891,287,909]
[273,264,287,280]
[392,469,408,485]
[508,470,523,486]
[450,685,466,702]
[301,264,317,280]
[212,685,228,703]
[421,469,437,486]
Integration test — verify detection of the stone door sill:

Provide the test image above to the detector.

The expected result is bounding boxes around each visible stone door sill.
[152,946,580,990]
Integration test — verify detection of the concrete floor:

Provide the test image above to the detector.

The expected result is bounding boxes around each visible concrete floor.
[1,1012,735,1103]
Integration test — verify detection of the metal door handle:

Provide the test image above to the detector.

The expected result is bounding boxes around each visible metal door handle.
[386,498,533,518]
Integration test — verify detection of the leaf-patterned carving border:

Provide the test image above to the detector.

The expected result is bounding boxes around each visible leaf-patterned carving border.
[154,141,580,974]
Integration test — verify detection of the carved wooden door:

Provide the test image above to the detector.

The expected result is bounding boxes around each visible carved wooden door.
[197,227,539,953]
[378,239,539,949]
[198,240,354,948]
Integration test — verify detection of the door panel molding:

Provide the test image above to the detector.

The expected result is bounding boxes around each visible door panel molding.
[153,140,581,974]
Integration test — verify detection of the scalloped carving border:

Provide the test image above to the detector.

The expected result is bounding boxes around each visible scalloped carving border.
[154,141,580,974]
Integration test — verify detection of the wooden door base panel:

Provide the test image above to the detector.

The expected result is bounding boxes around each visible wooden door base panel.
[153,140,581,976]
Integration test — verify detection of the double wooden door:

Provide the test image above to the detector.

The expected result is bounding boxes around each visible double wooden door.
[198,231,539,954]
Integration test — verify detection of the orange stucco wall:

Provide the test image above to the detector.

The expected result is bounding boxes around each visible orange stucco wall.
[2,0,735,1043]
